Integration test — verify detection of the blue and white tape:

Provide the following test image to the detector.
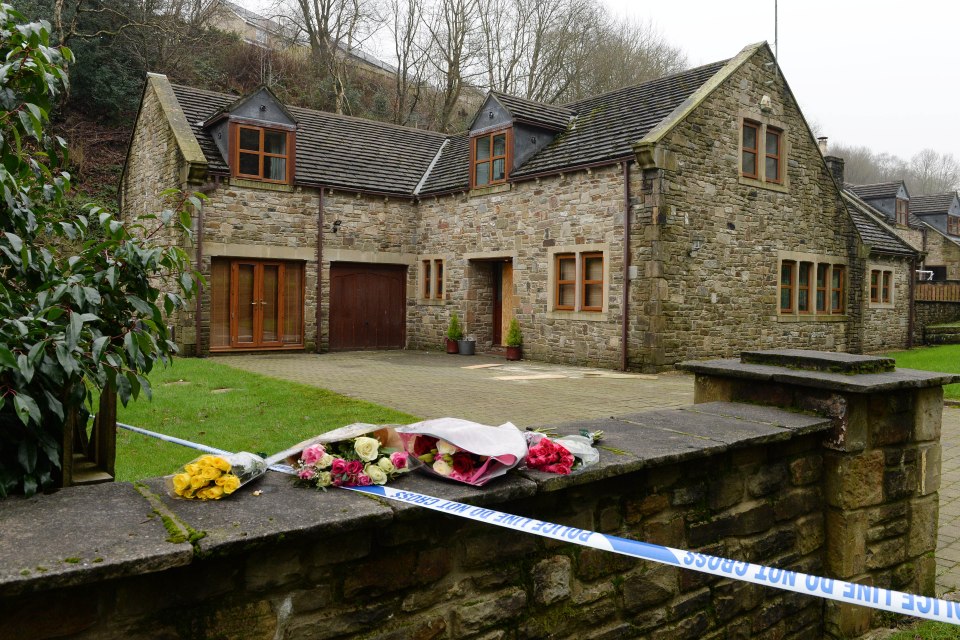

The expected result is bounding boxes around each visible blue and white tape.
[118,423,960,625]
[349,485,960,625]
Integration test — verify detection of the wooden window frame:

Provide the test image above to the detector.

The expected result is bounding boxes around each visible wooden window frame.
[831,265,845,314]
[765,127,783,184]
[779,260,795,313]
[741,120,760,180]
[870,270,880,303]
[816,264,828,313]
[948,216,960,236]
[555,254,576,311]
[895,199,908,226]
[881,271,892,304]
[471,128,512,189]
[581,253,604,313]
[433,260,444,300]
[797,261,812,313]
[230,122,295,184]
[422,260,432,299]
[420,259,445,300]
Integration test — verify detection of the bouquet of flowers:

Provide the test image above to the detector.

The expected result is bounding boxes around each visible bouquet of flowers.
[166,452,267,500]
[523,430,603,476]
[275,423,413,490]
[396,418,528,486]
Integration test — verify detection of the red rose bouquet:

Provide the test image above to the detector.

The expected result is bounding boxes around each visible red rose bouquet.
[523,430,603,475]
[396,418,528,486]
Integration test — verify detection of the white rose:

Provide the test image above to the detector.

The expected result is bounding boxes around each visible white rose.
[436,439,458,455]
[432,458,453,476]
[377,457,395,473]
[316,472,332,487]
[354,436,381,461]
[365,463,388,485]
[318,454,334,469]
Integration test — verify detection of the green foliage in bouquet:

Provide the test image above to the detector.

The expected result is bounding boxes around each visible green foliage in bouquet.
[0,5,198,496]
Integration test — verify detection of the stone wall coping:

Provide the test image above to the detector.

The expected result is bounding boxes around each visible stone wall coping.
[0,401,831,599]
[682,358,960,393]
[740,349,895,374]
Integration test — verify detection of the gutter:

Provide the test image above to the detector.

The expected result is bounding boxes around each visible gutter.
[908,255,916,349]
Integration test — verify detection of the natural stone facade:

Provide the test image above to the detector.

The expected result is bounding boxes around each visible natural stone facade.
[860,255,914,354]
[120,45,916,370]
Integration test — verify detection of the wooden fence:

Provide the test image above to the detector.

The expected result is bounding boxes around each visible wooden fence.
[915,282,960,302]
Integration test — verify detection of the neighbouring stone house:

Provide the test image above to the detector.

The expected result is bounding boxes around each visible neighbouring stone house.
[120,41,917,371]
[910,192,960,281]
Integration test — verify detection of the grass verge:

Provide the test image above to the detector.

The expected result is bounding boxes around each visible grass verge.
[111,357,419,481]
[885,345,960,401]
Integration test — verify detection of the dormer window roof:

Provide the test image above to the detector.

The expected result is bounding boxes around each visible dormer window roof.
[201,86,297,185]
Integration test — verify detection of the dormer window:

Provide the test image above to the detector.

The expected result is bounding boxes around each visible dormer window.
[232,123,293,184]
[472,129,511,188]
[896,198,908,226]
[949,215,960,236]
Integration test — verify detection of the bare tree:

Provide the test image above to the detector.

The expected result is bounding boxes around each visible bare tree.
[276,0,381,114]
[909,149,960,195]
[387,0,428,125]
[422,0,480,131]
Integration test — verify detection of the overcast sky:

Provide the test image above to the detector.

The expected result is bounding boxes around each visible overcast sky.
[598,0,957,161]
[245,0,955,161]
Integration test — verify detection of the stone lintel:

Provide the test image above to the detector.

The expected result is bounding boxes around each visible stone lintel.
[740,349,895,374]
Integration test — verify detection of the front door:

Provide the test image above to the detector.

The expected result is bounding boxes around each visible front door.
[209,257,305,351]
[231,261,283,348]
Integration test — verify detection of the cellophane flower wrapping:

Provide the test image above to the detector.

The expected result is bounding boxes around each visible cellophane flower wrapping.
[396,418,528,486]
[276,423,413,489]
[165,452,267,500]
[523,432,601,475]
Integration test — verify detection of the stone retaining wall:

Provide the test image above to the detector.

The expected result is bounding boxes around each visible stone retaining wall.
[2,351,955,640]
[915,300,960,345]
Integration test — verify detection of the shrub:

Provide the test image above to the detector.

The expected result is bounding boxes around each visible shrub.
[447,313,464,341]
[0,7,198,496]
[505,319,522,347]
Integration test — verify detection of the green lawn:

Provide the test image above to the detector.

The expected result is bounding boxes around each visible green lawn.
[111,358,419,481]
[885,345,960,401]
[887,620,960,639]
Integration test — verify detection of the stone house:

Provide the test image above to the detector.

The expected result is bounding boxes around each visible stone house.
[120,41,917,371]
[910,192,960,281]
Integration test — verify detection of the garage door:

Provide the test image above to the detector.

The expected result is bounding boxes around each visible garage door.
[329,262,407,350]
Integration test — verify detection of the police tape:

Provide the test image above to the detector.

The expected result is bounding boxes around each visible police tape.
[117,422,960,625]
[346,484,960,626]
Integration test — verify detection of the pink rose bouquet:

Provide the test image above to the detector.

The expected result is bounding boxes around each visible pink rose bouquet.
[523,429,603,475]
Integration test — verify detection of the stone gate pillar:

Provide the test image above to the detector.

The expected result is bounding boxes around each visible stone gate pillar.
[683,349,958,639]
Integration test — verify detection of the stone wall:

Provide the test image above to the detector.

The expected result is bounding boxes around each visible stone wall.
[413,166,627,368]
[860,255,913,353]
[923,232,960,281]
[915,300,960,344]
[1,350,953,640]
[645,46,855,368]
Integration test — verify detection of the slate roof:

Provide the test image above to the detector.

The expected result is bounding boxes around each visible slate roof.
[513,60,728,179]
[171,83,447,195]
[489,92,573,131]
[842,192,919,256]
[910,193,956,216]
[846,181,903,200]
[167,53,730,195]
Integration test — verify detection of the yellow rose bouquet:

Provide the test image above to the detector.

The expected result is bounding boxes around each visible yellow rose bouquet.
[165,452,267,500]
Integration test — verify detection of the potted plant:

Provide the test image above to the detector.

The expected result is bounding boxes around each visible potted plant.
[505,318,522,361]
[446,313,463,354]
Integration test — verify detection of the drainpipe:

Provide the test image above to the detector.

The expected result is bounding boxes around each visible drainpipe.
[621,160,631,371]
[316,187,325,353]
[193,176,217,357]
[908,255,916,349]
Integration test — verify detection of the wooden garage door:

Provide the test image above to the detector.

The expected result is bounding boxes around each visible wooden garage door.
[329,262,407,350]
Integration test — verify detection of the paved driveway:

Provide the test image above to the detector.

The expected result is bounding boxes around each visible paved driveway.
[216,351,960,595]
[217,350,695,428]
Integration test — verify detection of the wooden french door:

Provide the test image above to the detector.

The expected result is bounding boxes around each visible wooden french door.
[211,258,304,351]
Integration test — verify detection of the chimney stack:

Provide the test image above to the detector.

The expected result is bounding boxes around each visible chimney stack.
[817,136,829,155]
[824,155,845,186]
